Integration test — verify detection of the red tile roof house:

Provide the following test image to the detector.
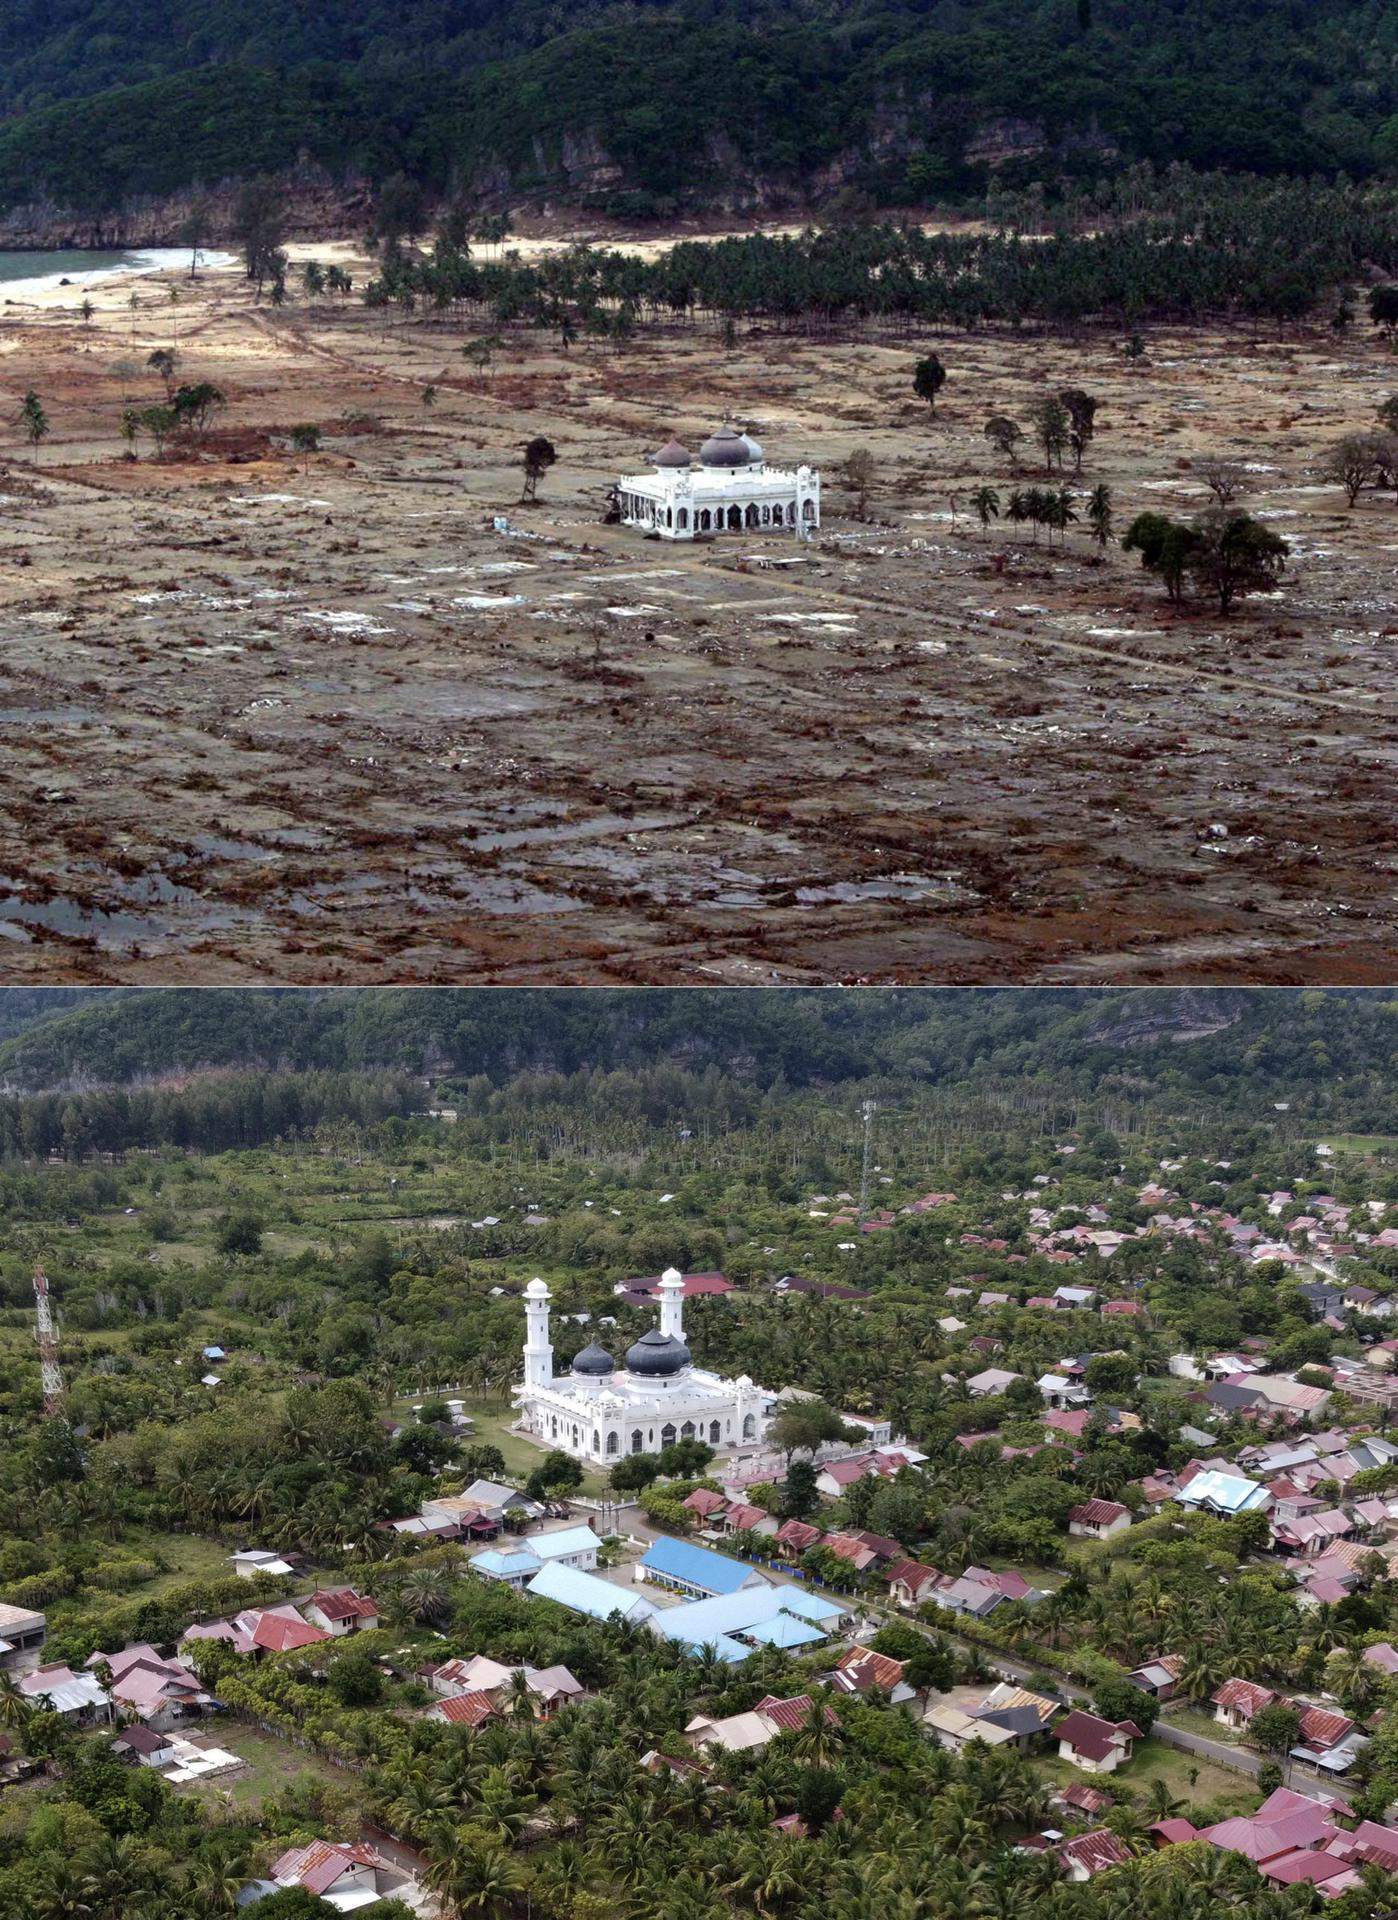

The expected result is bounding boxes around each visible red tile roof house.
[682,1488,729,1523]
[846,1529,904,1564]
[815,1456,880,1499]
[886,1560,942,1609]
[1067,1499,1133,1542]
[719,1503,779,1539]
[829,1648,916,1704]
[1364,1642,1398,1676]
[1056,1709,1144,1774]
[1052,1782,1114,1820]
[773,1519,823,1558]
[1295,1704,1357,1754]
[301,1589,380,1636]
[428,1689,499,1729]
[823,1534,883,1575]
[1194,1788,1344,1873]
[1212,1679,1279,1732]
[243,1607,331,1655]
[1127,1654,1183,1701]
[260,1840,415,1908]
[1058,1829,1134,1881]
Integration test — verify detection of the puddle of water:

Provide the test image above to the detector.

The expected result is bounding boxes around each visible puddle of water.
[794,875,948,904]
[0,706,101,725]
[299,611,394,635]
[451,594,526,611]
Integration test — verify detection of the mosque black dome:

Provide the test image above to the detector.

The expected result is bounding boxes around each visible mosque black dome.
[624,1330,692,1376]
[572,1342,615,1375]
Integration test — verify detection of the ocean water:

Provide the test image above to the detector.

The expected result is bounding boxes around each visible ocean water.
[0,247,234,299]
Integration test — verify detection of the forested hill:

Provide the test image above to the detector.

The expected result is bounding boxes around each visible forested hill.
[0,990,1394,1121]
[0,0,1395,228]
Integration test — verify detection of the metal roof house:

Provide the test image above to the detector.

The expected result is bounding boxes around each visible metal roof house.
[649,1580,844,1662]
[639,1536,771,1599]
[524,1560,658,1626]
[1174,1469,1273,1516]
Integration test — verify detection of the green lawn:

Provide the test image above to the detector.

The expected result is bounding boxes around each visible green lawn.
[183,1725,347,1810]
[136,1532,241,1594]
[1316,1135,1398,1157]
[1162,1704,1244,1746]
[406,1394,610,1498]
[1034,1740,1256,1818]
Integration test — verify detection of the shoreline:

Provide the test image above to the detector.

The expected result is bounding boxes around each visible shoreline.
[0,246,239,309]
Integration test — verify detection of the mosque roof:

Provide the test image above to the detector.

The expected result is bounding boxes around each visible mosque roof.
[625,1329,692,1376]
[699,424,750,467]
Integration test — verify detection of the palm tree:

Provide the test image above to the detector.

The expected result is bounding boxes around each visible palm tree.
[27,1860,98,1920]
[422,1827,529,1920]
[0,1669,32,1740]
[972,484,1001,532]
[787,1694,842,1769]
[1142,1775,1186,1821]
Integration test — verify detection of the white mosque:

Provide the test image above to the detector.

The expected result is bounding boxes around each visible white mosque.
[515,1270,773,1465]
[616,424,820,542]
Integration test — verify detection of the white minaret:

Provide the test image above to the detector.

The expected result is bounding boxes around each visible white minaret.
[523,1278,553,1388]
[658,1266,685,1342]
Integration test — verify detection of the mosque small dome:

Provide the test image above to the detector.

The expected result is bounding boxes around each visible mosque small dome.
[651,437,693,468]
[571,1341,615,1376]
[625,1330,692,1376]
[699,425,750,467]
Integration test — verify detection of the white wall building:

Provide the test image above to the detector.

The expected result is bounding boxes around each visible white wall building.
[616,425,820,542]
[515,1270,772,1465]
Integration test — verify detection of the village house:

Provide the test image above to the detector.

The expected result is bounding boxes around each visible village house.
[828,1647,916,1704]
[111,1724,180,1769]
[301,1588,380,1636]
[83,1645,209,1729]
[0,1602,47,1674]
[1058,1829,1135,1882]
[685,1692,833,1755]
[1128,1654,1183,1702]
[19,1664,112,1725]
[424,1653,584,1721]
[1067,1499,1133,1542]
[1213,1678,1277,1731]
[243,1840,420,1910]
[886,1559,942,1608]
[1056,1708,1144,1774]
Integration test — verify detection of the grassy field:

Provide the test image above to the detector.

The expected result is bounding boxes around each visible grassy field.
[184,1724,348,1811]
[407,1392,609,1498]
[1034,1741,1256,1818]
[1163,1705,1245,1747]
[1316,1135,1398,1158]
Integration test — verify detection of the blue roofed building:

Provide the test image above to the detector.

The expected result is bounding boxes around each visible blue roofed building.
[639,1536,770,1600]
[525,1561,659,1626]
[1173,1469,1273,1516]
[470,1524,601,1590]
[470,1548,548,1590]
[650,1580,845,1661]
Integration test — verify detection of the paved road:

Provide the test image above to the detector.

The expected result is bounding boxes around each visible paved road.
[1154,1719,1261,1777]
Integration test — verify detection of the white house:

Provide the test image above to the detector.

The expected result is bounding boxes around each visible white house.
[616,426,820,542]
[301,1589,380,1637]
[1066,1500,1132,1542]
[1056,1709,1143,1774]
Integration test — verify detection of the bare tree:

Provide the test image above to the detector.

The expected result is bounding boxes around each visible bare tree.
[1197,457,1250,507]
[841,447,876,519]
[1318,433,1389,508]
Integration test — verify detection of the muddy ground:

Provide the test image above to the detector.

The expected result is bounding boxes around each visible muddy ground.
[0,250,1394,983]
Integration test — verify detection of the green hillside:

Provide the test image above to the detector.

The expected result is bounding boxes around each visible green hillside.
[1,990,1395,1130]
[0,0,1395,220]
